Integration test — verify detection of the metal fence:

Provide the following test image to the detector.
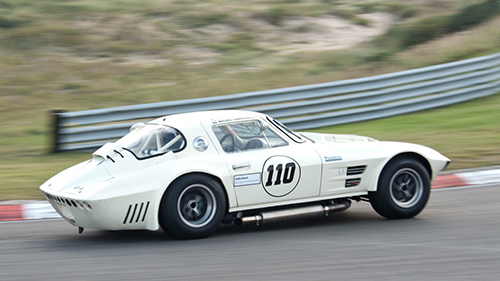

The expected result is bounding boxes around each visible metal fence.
[53,52,500,152]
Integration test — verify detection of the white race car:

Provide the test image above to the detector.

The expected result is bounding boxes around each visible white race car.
[40,110,449,239]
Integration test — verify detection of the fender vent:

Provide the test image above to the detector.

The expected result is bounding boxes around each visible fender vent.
[347,165,366,176]
[345,178,361,188]
[123,202,150,224]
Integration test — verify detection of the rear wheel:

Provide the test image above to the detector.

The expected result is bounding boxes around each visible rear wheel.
[159,175,226,239]
[369,157,430,219]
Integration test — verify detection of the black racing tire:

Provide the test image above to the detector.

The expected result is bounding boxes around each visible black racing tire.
[369,157,430,219]
[159,174,226,239]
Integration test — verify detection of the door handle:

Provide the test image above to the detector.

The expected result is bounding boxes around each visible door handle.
[232,164,249,170]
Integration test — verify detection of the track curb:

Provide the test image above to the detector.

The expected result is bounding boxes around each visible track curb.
[2,167,500,222]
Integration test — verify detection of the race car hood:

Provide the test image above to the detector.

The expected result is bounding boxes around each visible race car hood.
[300,132,378,143]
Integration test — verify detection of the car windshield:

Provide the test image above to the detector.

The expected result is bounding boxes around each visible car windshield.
[117,123,186,159]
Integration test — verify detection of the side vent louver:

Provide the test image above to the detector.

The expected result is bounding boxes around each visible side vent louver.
[123,202,150,224]
[347,165,366,176]
[345,178,361,188]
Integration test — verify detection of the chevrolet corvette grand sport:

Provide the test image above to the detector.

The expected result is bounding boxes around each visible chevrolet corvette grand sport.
[40,110,449,239]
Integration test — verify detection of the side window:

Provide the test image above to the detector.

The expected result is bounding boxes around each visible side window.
[212,120,288,153]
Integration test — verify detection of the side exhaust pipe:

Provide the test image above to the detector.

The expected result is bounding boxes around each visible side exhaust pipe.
[234,200,351,226]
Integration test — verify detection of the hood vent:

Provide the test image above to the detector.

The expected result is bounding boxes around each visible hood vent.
[123,202,150,224]
[347,165,366,176]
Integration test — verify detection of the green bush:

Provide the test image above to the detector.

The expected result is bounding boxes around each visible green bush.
[178,12,228,28]
[209,32,257,52]
[0,14,27,29]
[375,0,500,50]
[256,7,290,26]
[2,24,86,49]
[449,0,500,32]
[331,8,370,26]
[395,6,418,20]
[356,2,380,14]
[397,15,453,49]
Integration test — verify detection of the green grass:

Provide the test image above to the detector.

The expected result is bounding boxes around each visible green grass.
[1,0,500,201]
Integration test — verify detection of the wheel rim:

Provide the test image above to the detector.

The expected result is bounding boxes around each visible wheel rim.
[177,184,216,228]
[389,168,423,208]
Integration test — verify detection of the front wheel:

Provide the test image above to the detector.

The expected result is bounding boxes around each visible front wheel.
[159,175,226,239]
[369,157,430,219]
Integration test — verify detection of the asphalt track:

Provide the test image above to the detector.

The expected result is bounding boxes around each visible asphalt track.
[1,184,499,281]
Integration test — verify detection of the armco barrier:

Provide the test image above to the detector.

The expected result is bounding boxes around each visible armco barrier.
[52,52,500,152]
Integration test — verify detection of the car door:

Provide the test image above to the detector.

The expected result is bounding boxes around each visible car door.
[204,118,322,208]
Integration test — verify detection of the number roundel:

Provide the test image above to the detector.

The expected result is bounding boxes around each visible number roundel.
[262,156,301,197]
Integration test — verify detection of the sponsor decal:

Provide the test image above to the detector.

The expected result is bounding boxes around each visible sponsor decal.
[211,116,253,125]
[262,156,301,197]
[234,173,261,187]
[324,156,342,162]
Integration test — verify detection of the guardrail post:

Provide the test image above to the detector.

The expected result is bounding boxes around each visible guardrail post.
[51,110,64,153]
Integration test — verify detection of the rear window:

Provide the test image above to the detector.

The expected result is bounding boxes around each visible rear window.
[117,123,186,159]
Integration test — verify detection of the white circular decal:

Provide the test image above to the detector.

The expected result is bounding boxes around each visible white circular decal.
[262,156,301,197]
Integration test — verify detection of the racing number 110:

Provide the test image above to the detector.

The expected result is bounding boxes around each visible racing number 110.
[265,163,296,186]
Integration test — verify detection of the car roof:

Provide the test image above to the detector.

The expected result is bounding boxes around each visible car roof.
[150,110,267,128]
